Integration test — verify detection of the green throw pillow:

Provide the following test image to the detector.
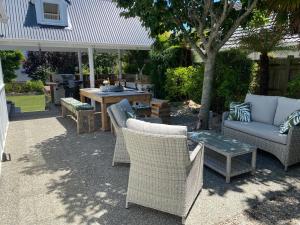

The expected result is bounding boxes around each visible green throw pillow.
[279,110,300,134]
[228,102,251,122]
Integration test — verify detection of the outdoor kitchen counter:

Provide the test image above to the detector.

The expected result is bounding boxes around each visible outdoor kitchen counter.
[80,88,152,131]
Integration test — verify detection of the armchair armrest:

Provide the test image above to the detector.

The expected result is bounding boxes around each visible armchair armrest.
[287,125,300,146]
[185,143,204,210]
[189,144,203,162]
[285,126,300,169]
[221,111,229,134]
[222,111,229,122]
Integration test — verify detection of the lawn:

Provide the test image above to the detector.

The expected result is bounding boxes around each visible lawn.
[7,95,45,112]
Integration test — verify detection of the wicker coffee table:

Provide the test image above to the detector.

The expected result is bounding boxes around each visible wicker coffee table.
[189,131,257,183]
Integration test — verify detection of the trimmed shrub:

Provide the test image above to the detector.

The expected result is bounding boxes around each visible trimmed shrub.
[164,49,255,113]
[165,66,204,102]
[212,49,254,113]
[287,75,300,98]
[5,80,44,94]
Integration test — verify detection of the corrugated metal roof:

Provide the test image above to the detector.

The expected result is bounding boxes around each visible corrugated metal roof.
[223,27,300,50]
[0,0,153,50]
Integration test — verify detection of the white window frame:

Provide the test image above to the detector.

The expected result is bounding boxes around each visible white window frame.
[35,0,68,27]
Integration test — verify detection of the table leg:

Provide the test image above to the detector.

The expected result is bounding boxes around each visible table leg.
[80,94,85,103]
[101,102,109,131]
[251,149,257,175]
[226,156,231,183]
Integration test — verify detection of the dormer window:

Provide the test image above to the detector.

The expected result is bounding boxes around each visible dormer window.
[43,2,60,20]
[34,0,69,27]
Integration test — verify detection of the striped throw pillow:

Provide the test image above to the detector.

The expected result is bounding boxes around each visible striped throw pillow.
[279,110,300,134]
[228,102,252,122]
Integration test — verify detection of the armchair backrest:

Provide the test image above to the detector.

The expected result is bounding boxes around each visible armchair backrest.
[107,99,133,128]
[123,119,191,172]
[123,128,191,172]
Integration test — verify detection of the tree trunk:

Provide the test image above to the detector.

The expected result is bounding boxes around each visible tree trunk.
[197,53,217,130]
[259,52,269,95]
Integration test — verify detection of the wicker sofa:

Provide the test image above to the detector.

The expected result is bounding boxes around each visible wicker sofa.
[107,99,161,165]
[123,119,204,224]
[222,94,300,171]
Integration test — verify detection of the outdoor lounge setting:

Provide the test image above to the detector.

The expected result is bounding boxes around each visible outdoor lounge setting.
[1,0,300,225]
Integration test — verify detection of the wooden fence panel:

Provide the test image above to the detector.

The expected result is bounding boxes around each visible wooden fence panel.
[268,56,300,96]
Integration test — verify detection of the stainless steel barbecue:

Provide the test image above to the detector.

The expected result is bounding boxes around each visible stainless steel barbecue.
[51,74,82,104]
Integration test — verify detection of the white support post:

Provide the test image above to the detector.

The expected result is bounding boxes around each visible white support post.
[78,51,83,82]
[88,47,95,106]
[88,47,95,88]
[118,49,122,80]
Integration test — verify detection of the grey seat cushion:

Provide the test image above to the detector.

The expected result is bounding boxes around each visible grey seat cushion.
[245,94,278,125]
[109,104,127,127]
[224,120,287,145]
[109,99,135,127]
[117,99,134,114]
[273,97,300,126]
[126,118,187,136]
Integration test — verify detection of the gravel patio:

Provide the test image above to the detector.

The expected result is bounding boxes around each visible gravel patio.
[0,109,300,225]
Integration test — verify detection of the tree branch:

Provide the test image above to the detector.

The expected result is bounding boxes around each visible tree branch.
[216,0,259,50]
[184,34,207,60]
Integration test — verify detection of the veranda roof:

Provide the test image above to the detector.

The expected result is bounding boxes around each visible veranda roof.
[0,0,153,52]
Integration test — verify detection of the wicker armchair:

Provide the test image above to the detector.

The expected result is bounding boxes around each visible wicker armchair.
[107,99,161,166]
[122,119,204,224]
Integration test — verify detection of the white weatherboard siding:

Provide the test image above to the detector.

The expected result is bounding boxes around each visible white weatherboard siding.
[0,59,9,161]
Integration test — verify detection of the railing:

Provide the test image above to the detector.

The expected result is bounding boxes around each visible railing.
[0,59,9,160]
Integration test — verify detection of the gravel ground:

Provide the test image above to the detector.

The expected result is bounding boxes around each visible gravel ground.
[1,106,300,225]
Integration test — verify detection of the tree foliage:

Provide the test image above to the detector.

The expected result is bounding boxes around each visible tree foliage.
[113,0,259,128]
[0,51,24,83]
[23,52,78,78]
[113,0,258,62]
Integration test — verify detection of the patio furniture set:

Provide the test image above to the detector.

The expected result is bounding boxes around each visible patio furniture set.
[60,90,300,224]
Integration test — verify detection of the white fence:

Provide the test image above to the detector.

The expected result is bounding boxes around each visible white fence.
[0,58,9,160]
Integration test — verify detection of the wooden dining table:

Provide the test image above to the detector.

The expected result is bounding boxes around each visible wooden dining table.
[80,88,152,131]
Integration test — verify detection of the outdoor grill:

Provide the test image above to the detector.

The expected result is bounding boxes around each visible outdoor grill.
[51,74,82,104]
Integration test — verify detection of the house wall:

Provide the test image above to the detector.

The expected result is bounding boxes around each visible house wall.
[0,58,9,161]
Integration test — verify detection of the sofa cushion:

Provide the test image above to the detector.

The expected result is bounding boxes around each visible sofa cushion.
[126,118,187,136]
[245,94,278,125]
[228,102,251,122]
[224,120,287,145]
[279,110,300,134]
[273,97,300,126]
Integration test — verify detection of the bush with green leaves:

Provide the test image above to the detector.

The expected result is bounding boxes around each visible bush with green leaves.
[149,33,193,98]
[287,75,300,98]
[165,66,204,102]
[212,49,254,113]
[164,49,254,113]
[0,51,24,83]
[5,80,44,94]
[29,66,53,83]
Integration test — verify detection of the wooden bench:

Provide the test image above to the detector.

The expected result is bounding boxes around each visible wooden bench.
[61,98,95,134]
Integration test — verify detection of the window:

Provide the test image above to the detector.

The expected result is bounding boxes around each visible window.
[35,0,69,27]
[43,2,60,20]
